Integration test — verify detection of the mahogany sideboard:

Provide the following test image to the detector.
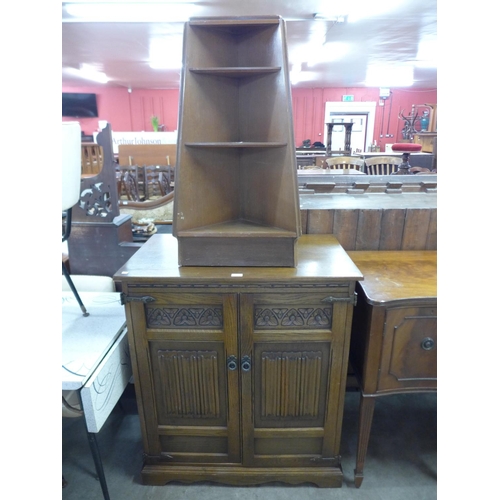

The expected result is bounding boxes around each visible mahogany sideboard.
[115,234,363,487]
[346,250,437,487]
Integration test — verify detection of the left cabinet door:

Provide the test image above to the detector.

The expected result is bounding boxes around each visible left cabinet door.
[125,290,241,465]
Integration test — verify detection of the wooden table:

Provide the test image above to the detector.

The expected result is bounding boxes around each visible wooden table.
[346,251,437,487]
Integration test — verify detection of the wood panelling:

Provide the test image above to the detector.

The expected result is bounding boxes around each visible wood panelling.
[355,210,383,250]
[332,210,359,250]
[301,207,437,251]
[379,209,405,249]
[401,209,432,250]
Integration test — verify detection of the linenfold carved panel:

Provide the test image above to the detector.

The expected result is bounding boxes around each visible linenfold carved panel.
[255,307,332,329]
[157,350,220,418]
[260,351,323,419]
[147,306,223,329]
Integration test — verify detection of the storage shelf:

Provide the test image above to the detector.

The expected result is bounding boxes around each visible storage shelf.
[185,142,287,148]
[190,67,281,77]
[174,16,301,267]
[177,220,296,238]
[189,17,280,28]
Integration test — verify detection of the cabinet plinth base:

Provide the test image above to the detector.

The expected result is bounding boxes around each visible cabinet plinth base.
[141,464,344,488]
[177,236,297,267]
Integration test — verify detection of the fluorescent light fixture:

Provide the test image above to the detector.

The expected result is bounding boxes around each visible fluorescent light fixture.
[149,38,183,69]
[307,42,350,67]
[289,64,317,85]
[314,0,404,23]
[63,1,197,22]
[365,64,414,87]
[415,39,437,67]
[64,64,110,83]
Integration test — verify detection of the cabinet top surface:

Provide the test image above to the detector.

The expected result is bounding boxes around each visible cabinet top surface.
[116,234,363,283]
[347,251,436,305]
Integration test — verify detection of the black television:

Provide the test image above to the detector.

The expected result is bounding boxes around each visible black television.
[62,93,98,117]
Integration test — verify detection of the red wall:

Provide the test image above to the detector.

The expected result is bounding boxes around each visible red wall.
[62,85,180,135]
[63,85,436,151]
[292,87,437,150]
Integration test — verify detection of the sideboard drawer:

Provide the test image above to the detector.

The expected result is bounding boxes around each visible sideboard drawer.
[378,305,437,393]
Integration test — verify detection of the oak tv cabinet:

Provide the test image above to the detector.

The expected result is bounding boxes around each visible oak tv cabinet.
[116,234,363,487]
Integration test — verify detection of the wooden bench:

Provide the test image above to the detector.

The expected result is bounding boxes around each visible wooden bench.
[118,144,177,167]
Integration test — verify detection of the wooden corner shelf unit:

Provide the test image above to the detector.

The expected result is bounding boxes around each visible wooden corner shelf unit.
[173,16,301,267]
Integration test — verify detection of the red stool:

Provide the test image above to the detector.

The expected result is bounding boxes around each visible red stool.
[391,143,422,174]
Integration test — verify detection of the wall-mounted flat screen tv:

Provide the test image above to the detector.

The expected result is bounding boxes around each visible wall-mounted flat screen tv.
[62,93,98,117]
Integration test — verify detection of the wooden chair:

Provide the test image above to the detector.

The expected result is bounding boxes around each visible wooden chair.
[116,165,142,201]
[364,156,402,175]
[144,165,174,199]
[325,156,365,171]
[81,143,104,176]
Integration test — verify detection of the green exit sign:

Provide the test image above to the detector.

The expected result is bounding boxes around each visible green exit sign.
[342,95,354,102]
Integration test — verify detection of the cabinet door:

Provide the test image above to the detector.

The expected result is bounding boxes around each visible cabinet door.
[239,292,352,467]
[126,291,240,464]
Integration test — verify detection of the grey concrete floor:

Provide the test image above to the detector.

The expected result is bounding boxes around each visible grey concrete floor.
[62,387,436,500]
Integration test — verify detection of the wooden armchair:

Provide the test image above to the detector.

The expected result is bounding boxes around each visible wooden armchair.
[364,156,402,175]
[326,156,365,171]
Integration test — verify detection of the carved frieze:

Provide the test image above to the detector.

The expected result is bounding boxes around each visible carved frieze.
[255,307,332,329]
[147,306,223,328]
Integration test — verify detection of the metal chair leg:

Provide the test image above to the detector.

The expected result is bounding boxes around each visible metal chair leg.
[62,262,89,316]
[62,207,89,316]
[87,432,111,500]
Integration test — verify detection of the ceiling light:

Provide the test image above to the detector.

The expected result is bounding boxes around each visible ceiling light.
[149,38,183,69]
[307,42,350,66]
[365,64,414,87]
[64,64,110,83]
[313,13,347,23]
[63,1,197,23]
[314,0,404,23]
[415,39,437,67]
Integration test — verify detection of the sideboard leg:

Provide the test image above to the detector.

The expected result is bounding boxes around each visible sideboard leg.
[354,394,376,488]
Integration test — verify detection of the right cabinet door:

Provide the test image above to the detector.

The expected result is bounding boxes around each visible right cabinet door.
[239,292,352,468]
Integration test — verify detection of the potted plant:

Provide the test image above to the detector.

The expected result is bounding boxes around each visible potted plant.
[151,115,159,132]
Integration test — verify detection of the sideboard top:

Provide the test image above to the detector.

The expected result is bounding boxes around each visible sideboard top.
[115,234,363,283]
[348,250,436,304]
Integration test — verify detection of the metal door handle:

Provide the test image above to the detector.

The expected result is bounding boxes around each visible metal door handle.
[241,355,251,372]
[227,355,237,371]
[421,337,435,350]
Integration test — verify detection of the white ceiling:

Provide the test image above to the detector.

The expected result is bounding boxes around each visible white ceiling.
[62,0,437,90]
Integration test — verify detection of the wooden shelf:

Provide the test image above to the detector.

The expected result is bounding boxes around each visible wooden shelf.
[185,141,287,148]
[190,67,281,77]
[188,17,280,28]
[177,220,297,238]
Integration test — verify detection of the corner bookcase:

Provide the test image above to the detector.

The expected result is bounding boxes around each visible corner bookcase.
[172,16,301,266]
